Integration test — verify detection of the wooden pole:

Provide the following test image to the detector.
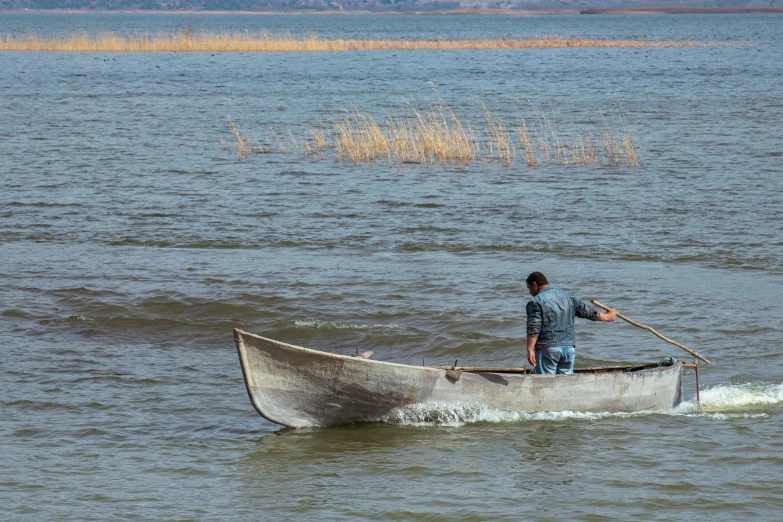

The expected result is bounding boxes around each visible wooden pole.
[591,299,711,365]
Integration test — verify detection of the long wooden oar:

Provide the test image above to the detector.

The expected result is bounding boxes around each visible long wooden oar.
[591,299,711,365]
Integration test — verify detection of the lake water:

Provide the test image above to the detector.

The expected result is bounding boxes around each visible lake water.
[1,12,782,521]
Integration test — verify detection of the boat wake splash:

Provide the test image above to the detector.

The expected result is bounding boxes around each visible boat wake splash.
[675,381,783,419]
[380,402,640,427]
[378,381,782,427]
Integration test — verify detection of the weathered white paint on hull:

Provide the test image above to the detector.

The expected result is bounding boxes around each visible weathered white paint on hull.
[234,329,683,428]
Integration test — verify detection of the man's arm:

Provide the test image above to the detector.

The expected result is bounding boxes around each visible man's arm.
[526,301,542,366]
[574,296,617,322]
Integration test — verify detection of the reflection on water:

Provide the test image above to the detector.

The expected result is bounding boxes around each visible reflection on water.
[240,422,591,518]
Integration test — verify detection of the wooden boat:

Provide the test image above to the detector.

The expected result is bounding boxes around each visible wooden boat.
[234,329,683,428]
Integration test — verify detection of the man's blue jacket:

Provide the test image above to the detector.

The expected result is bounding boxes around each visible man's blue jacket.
[526,287,600,349]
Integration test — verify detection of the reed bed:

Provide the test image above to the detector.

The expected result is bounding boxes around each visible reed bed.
[1,31,716,52]
[223,100,643,169]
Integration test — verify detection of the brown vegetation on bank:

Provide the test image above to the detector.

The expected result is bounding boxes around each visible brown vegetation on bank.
[0,31,716,52]
[580,7,783,14]
[224,100,641,169]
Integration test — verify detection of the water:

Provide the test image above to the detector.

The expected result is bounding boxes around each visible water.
[1,12,782,521]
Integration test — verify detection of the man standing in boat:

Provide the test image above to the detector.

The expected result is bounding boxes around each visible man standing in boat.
[526,272,618,374]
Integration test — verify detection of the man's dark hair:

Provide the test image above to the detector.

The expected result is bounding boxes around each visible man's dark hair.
[526,272,549,286]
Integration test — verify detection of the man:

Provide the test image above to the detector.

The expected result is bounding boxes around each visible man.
[525,272,617,375]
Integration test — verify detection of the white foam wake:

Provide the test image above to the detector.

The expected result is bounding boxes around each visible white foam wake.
[698,381,783,408]
[380,402,643,427]
[674,381,783,418]
[378,382,782,427]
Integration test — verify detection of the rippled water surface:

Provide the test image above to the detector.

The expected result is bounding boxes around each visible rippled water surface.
[2,12,782,521]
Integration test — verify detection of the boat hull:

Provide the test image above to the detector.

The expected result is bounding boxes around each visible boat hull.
[234,329,683,427]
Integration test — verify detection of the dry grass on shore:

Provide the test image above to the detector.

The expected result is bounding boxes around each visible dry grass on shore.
[0,30,714,52]
[223,100,641,169]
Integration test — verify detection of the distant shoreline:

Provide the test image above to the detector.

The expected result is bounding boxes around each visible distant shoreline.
[580,7,783,14]
[3,7,782,15]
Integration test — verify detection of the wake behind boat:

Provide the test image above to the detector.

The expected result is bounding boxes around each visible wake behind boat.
[233,329,684,428]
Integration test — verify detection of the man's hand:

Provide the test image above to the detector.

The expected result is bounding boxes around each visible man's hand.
[599,309,618,322]
[527,337,537,366]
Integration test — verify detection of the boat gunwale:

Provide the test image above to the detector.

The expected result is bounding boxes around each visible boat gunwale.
[234,328,682,376]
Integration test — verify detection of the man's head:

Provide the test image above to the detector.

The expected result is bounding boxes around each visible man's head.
[526,272,549,296]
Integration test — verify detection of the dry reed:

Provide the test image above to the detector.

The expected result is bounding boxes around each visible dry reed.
[1,31,717,53]
[482,103,515,167]
[227,99,643,169]
[516,118,537,167]
[222,116,265,159]
[599,104,640,167]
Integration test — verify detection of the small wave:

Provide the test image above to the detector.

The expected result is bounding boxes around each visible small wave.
[399,242,474,253]
[376,200,411,207]
[1,309,34,319]
[7,201,83,208]
[48,286,124,298]
[106,238,246,249]
[293,319,405,331]
[55,315,98,323]
[680,412,769,419]
[108,238,174,247]
[45,314,216,332]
